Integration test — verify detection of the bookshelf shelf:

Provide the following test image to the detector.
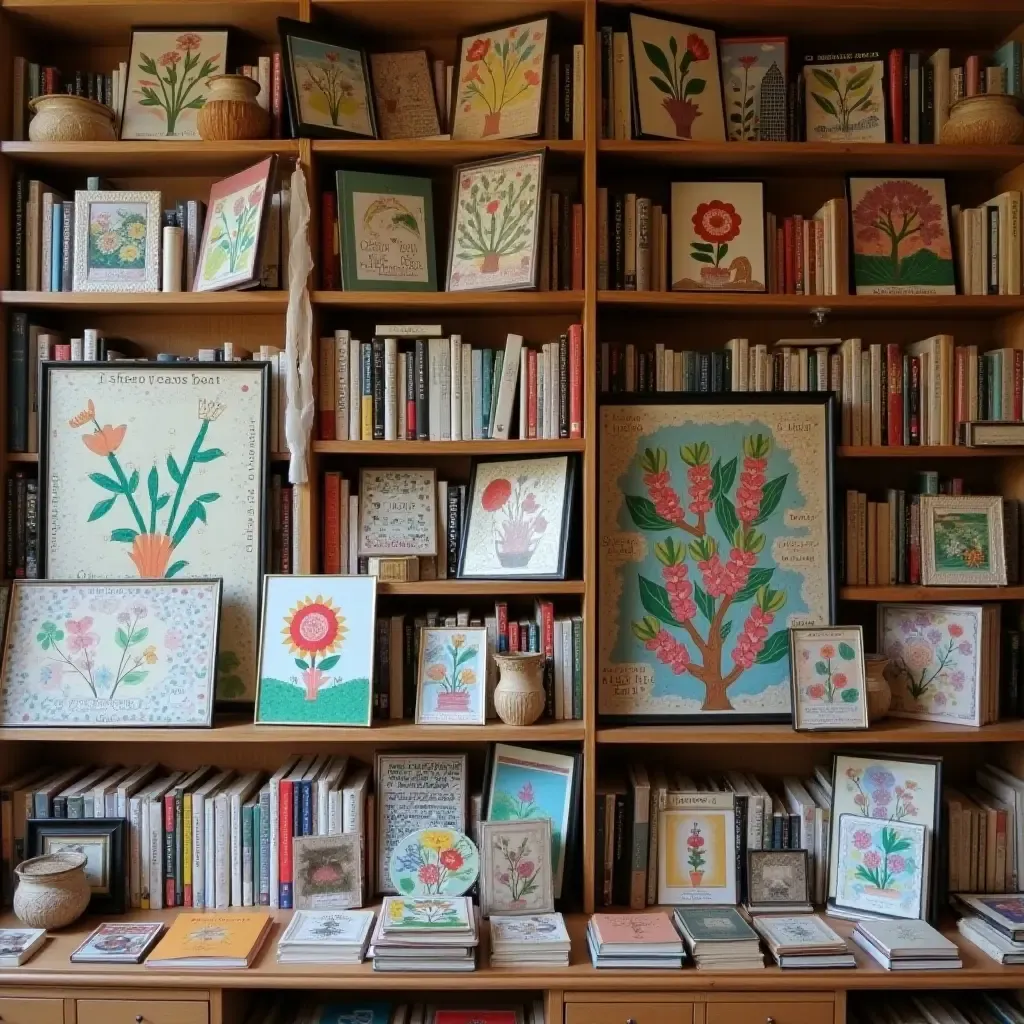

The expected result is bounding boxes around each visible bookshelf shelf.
[314,439,586,456]
[5,452,37,463]
[840,585,1024,601]
[376,579,586,596]
[312,290,585,313]
[838,445,1021,457]
[0,291,290,313]
[312,139,584,167]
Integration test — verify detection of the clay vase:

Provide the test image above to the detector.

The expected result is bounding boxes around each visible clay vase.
[13,852,90,929]
[28,94,116,142]
[941,94,1024,146]
[865,654,893,723]
[493,652,546,726]
[197,74,270,141]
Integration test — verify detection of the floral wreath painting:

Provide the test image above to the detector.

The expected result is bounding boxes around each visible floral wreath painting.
[459,456,573,580]
[41,364,269,702]
[659,807,736,904]
[450,17,549,141]
[479,818,554,917]
[447,152,544,293]
[803,58,885,144]
[415,627,487,725]
[627,12,724,141]
[598,396,835,724]
[848,176,956,295]
[877,604,984,727]
[256,575,375,727]
[718,37,788,141]
[671,181,766,292]
[789,626,868,731]
[121,30,227,140]
[389,828,479,897]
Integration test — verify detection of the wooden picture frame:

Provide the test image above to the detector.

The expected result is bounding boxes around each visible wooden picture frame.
[369,49,442,140]
[71,190,161,293]
[920,494,1007,586]
[28,817,127,914]
[788,625,869,732]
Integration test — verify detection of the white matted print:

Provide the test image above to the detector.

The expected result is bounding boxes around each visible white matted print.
[72,191,161,293]
[804,59,886,143]
[479,818,554,917]
[41,363,267,702]
[358,468,437,557]
[788,626,868,731]
[416,627,487,725]
[658,803,737,905]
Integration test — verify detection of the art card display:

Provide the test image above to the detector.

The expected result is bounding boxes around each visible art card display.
[489,912,569,945]
[40,363,269,702]
[752,913,845,950]
[389,828,479,897]
[747,850,810,909]
[29,818,126,913]
[627,12,725,140]
[255,575,375,727]
[293,834,362,910]
[375,754,467,895]
[657,799,737,904]
[450,18,549,140]
[369,50,441,140]
[72,190,161,293]
[279,909,375,947]
[70,922,163,963]
[335,170,436,292]
[380,894,472,930]
[671,181,766,292]
[415,626,487,725]
[447,152,544,293]
[479,818,554,918]
[718,37,788,141]
[848,177,956,295]
[358,468,437,557]
[789,626,868,731]
[834,813,927,919]
[458,456,574,580]
[803,56,886,143]
[0,579,219,727]
[598,395,836,724]
[920,495,1006,585]
[121,30,227,140]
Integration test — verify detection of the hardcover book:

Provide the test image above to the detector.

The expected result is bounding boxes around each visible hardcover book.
[145,911,272,968]
[70,922,163,963]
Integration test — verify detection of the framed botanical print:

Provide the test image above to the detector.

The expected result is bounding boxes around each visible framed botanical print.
[369,50,442,140]
[358,468,437,557]
[788,625,869,732]
[920,495,1006,585]
[804,54,886,143]
[28,818,126,913]
[72,190,161,293]
[657,798,737,905]
[598,393,837,724]
[479,818,554,917]
[39,362,269,702]
[450,17,549,140]
[718,37,788,141]
[292,834,362,910]
[416,626,487,725]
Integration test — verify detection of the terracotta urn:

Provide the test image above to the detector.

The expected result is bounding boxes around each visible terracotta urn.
[13,852,90,929]
[941,94,1024,146]
[865,654,893,723]
[28,94,115,143]
[493,652,546,726]
[197,74,270,141]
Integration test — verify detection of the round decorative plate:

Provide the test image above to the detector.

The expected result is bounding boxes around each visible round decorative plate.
[389,827,480,897]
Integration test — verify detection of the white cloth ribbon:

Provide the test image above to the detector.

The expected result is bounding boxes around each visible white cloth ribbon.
[284,163,314,485]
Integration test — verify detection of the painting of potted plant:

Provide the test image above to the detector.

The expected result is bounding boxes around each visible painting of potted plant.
[659,806,735,902]
[686,822,706,885]
[415,627,487,725]
[804,60,885,143]
[388,828,479,897]
[479,818,553,916]
[789,626,868,731]
[836,813,926,918]
[719,37,788,141]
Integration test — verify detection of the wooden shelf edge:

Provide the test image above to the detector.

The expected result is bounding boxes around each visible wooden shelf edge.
[840,586,1024,601]
[377,579,585,596]
[313,290,585,311]
[839,445,1024,457]
[314,439,586,455]
[0,291,288,312]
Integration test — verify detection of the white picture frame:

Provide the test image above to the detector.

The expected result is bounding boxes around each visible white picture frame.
[788,625,869,732]
[479,818,554,918]
[72,190,161,293]
[920,494,1007,586]
[358,467,437,558]
[415,626,488,725]
[657,797,737,905]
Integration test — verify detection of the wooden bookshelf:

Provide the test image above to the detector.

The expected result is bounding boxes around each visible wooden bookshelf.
[840,585,1024,601]
[838,445,1024,457]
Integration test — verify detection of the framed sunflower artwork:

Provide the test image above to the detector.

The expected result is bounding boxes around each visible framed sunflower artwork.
[254,575,377,727]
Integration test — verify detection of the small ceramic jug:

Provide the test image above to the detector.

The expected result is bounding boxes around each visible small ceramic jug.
[493,652,546,726]
[865,654,893,723]
[28,94,116,142]
[941,94,1024,145]
[13,852,90,929]
[197,74,270,141]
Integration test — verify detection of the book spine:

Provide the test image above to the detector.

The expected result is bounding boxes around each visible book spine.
[278,780,294,909]
[371,338,385,440]
[259,787,271,905]
[7,312,28,453]
[360,342,373,441]
[447,488,461,578]
[60,200,73,292]
[163,793,176,907]
[415,339,429,441]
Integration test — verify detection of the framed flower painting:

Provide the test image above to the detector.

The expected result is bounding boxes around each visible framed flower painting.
[369,50,442,141]
[718,37,788,141]
[920,494,1006,585]
[479,818,554,917]
[415,626,487,725]
[389,828,479,897]
[657,801,738,905]
[803,55,886,143]
[788,625,868,731]
[72,190,161,293]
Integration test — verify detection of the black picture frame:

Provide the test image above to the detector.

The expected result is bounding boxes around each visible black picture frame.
[277,17,377,140]
[597,391,838,726]
[28,817,127,914]
[457,453,576,581]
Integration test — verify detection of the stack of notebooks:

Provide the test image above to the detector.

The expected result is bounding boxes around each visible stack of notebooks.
[751,915,855,969]
[277,909,375,964]
[851,918,962,971]
[489,913,571,967]
[146,911,273,969]
[586,912,684,969]
[954,893,1024,965]
[370,896,479,972]
[673,907,764,971]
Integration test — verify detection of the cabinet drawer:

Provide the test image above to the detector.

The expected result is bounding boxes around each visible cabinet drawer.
[76,1001,207,1024]
[706,1002,833,1024]
[0,998,64,1024]
[566,1003,694,1024]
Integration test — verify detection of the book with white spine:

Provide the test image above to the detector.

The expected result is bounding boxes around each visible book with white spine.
[450,335,462,441]
[316,756,348,836]
[191,769,234,911]
[384,337,398,440]
[460,343,473,443]
[334,330,350,440]
[229,770,263,906]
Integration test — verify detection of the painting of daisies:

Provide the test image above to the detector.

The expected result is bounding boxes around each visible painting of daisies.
[73,192,160,292]
[255,575,376,726]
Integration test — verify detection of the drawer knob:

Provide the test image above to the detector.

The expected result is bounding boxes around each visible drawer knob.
[135,1016,143,1022]
[626,1019,637,1024]
[767,1018,775,1024]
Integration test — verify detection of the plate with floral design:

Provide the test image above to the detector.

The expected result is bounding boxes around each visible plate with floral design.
[389,828,479,897]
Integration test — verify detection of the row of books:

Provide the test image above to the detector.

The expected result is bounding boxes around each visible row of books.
[946,786,1020,894]
[955,895,1024,965]
[765,201,848,296]
[854,993,1024,1024]
[317,328,584,443]
[953,192,1023,296]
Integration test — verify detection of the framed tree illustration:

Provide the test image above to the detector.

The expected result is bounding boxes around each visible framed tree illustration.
[598,393,836,724]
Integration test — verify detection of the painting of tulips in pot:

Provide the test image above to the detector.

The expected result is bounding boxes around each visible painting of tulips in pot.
[415,627,487,725]
[41,364,268,702]
[659,806,736,904]
[598,396,835,724]
[256,575,375,726]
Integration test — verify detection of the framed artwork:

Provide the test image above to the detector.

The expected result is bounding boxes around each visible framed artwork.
[120,29,227,140]
[746,849,810,910]
[415,626,487,725]
[458,455,575,580]
[335,170,436,292]
[920,495,1006,585]
[598,394,837,724]
[848,176,956,295]
[28,817,126,913]
[788,625,868,732]
[803,55,886,143]
[194,157,277,292]
[449,17,549,140]
[0,579,219,728]
[278,18,376,140]
[657,802,737,904]
[40,362,269,702]
[827,752,941,915]
[627,11,725,141]
[389,827,479,897]
[479,818,554,918]
[293,834,362,910]
[358,468,437,557]
[670,181,766,292]
[878,604,987,727]
[379,894,473,930]
[834,812,927,920]
[447,152,545,293]
[72,190,161,293]
[255,575,376,727]
[718,37,788,141]
[369,50,442,140]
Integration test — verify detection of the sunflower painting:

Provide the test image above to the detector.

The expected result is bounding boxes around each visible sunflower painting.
[255,575,376,726]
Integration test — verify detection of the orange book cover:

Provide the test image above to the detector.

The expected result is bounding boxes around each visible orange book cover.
[148,912,271,962]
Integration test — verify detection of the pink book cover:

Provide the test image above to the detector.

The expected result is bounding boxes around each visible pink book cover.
[591,912,679,945]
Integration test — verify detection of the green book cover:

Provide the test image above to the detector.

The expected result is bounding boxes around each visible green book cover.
[674,906,756,942]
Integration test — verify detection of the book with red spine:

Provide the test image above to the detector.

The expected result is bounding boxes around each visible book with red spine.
[1015,350,1023,420]
[783,218,795,295]
[508,621,520,653]
[775,227,785,294]
[571,203,584,291]
[495,601,509,652]
[271,51,283,139]
[886,343,904,447]
[805,219,816,296]
[318,334,336,439]
[278,778,294,908]
[527,348,538,439]
[321,192,338,290]
[535,599,555,719]
[569,323,583,438]
[43,67,59,94]
[909,356,920,445]
[793,214,804,295]
[888,49,904,141]
[164,792,176,907]
[323,472,341,574]
[966,54,980,96]
[53,344,71,360]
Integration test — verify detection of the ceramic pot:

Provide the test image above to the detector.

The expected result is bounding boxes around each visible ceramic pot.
[941,94,1024,146]
[493,652,546,726]
[197,74,270,141]
[13,852,90,929]
[28,94,115,143]
[700,266,732,289]
[865,654,893,723]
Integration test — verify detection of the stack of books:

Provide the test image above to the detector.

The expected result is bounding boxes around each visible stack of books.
[277,910,375,964]
[0,927,46,966]
[146,911,273,969]
[851,918,962,971]
[752,915,855,969]
[673,907,764,971]
[586,912,684,969]
[370,896,479,972]
[489,913,571,967]
[954,893,1024,964]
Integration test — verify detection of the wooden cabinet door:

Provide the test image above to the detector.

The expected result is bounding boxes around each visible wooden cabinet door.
[76,1000,208,1024]
[0,998,64,1024]
[706,1001,834,1024]
[566,1002,694,1024]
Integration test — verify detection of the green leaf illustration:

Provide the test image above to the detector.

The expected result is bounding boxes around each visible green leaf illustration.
[690,252,716,264]
[295,658,310,670]
[811,68,840,92]
[838,642,856,660]
[88,472,122,493]
[399,877,415,893]
[690,242,715,253]
[196,492,221,503]
[131,627,149,646]
[167,454,182,484]
[642,40,673,83]
[194,448,225,463]
[638,575,684,627]
[714,494,739,540]
[733,567,774,603]
[115,628,129,649]
[846,66,874,92]
[694,584,715,624]
[720,620,732,642]
[811,92,838,118]
[88,496,117,521]
[127,469,139,493]
[318,655,341,671]
[815,661,829,676]
[110,528,137,543]
[624,494,675,531]
[649,76,673,95]
[752,474,788,525]
[755,630,789,665]
[121,670,148,685]
[165,559,188,578]
[147,466,159,504]
[841,688,860,703]
[683,77,706,98]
